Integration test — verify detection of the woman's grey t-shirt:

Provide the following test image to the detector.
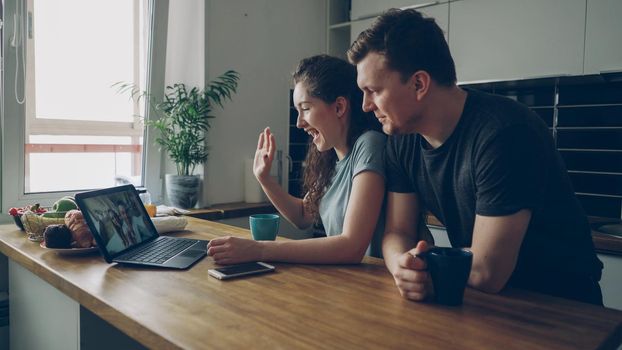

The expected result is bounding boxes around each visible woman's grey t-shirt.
[318,130,386,257]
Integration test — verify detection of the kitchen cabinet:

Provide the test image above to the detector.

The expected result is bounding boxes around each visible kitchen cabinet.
[10,261,79,349]
[449,0,586,83]
[327,0,352,59]
[328,0,449,59]
[350,2,449,45]
[350,0,445,20]
[584,0,622,75]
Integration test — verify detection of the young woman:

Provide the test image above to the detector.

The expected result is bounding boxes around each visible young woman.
[207,55,386,264]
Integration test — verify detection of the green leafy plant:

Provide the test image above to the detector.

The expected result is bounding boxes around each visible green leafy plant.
[116,70,239,176]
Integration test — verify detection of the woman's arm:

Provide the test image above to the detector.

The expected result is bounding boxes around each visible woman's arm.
[208,170,385,265]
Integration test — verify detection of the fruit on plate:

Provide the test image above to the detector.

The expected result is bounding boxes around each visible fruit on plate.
[43,224,73,248]
[21,211,65,239]
[8,203,47,216]
[52,197,78,211]
[65,210,96,248]
[43,197,79,218]
[8,204,48,230]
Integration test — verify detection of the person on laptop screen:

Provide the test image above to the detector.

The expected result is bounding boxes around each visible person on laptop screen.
[84,192,151,254]
[208,55,396,265]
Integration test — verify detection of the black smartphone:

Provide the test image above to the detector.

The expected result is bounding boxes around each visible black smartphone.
[208,262,275,280]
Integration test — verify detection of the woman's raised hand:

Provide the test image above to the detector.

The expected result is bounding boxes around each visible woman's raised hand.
[253,127,276,183]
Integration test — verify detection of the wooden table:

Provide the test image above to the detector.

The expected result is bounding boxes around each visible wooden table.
[0,218,621,349]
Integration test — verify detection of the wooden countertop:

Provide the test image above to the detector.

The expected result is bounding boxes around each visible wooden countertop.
[0,218,621,349]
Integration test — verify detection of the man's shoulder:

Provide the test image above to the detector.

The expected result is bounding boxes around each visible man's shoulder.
[463,89,548,143]
[465,89,540,128]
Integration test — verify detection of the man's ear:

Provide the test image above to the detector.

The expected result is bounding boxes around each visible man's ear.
[409,71,431,100]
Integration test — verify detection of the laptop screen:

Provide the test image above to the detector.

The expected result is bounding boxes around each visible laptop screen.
[77,185,159,257]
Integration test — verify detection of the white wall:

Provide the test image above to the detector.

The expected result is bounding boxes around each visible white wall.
[164,0,206,178]
[203,0,326,205]
[165,1,205,89]
[162,0,326,206]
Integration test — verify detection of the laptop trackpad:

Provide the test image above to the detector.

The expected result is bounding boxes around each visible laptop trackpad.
[179,249,205,258]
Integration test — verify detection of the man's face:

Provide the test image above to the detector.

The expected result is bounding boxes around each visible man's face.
[356,52,420,135]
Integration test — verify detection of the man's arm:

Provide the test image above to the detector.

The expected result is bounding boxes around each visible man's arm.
[383,192,419,272]
[468,209,532,293]
[383,192,434,301]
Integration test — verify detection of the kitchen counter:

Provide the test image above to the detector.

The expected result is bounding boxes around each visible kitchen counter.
[1,218,621,349]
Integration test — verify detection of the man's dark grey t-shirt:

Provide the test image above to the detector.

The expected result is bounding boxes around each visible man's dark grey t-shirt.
[386,89,603,298]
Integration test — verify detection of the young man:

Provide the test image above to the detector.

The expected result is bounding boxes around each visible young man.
[348,8,603,305]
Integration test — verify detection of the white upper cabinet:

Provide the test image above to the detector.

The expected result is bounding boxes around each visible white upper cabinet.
[350,0,445,20]
[449,0,586,83]
[329,0,449,59]
[584,0,622,75]
[350,2,449,44]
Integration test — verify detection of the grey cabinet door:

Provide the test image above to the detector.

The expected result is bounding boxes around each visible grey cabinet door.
[350,3,449,46]
[584,0,622,75]
[449,0,586,83]
[351,0,445,20]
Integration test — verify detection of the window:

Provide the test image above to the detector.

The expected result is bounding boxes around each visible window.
[25,0,146,193]
[2,0,169,209]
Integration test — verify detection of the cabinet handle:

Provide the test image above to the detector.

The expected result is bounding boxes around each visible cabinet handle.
[285,155,293,173]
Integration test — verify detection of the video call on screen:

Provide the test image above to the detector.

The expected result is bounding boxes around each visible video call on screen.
[82,191,154,255]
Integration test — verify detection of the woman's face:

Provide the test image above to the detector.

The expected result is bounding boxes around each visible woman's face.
[293,82,346,154]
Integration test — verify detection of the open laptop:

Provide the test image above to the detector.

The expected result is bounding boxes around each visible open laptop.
[76,184,208,269]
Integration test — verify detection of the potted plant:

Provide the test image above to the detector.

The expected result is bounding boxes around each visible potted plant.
[117,70,240,208]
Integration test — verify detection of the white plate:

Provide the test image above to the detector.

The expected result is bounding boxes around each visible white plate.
[39,242,99,255]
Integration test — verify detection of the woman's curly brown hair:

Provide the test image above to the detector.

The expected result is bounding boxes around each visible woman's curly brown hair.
[292,55,381,222]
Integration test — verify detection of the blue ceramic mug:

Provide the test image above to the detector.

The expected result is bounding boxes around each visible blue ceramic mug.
[249,214,280,241]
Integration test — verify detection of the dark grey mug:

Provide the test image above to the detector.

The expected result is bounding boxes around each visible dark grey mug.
[419,247,473,306]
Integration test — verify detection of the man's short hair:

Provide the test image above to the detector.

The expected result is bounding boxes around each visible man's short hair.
[347,8,457,86]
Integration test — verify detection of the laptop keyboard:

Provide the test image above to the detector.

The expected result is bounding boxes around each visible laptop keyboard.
[121,237,197,264]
